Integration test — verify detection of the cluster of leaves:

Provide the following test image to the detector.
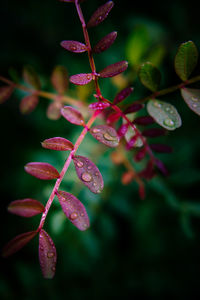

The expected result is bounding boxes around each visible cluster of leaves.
[1,0,200,280]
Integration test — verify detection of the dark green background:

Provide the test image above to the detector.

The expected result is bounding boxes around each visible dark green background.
[1,0,200,299]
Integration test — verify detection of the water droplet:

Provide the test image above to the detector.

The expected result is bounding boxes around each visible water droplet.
[87,75,91,80]
[95,172,99,176]
[163,118,174,127]
[98,16,102,22]
[103,132,116,141]
[93,182,97,187]
[80,213,84,217]
[76,161,83,168]
[51,266,56,272]
[40,246,44,251]
[81,172,92,182]
[192,103,197,108]
[154,101,162,108]
[47,252,55,258]
[87,166,92,170]
[170,110,174,114]
[165,107,170,111]
[192,96,199,102]
[70,45,77,51]
[92,128,101,133]
[70,212,78,220]
[83,223,88,228]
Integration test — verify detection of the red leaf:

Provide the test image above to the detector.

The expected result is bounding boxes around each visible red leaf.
[24,162,60,180]
[133,116,155,126]
[126,135,138,150]
[0,86,14,104]
[106,111,121,124]
[154,158,169,176]
[142,128,166,137]
[56,191,90,231]
[73,155,104,194]
[87,1,114,28]
[2,231,37,258]
[51,66,68,94]
[138,184,146,200]
[8,199,44,217]
[19,94,39,114]
[134,147,147,162]
[70,73,93,85]
[46,102,62,120]
[150,144,173,153]
[61,106,84,125]
[23,65,41,90]
[93,31,117,54]
[89,101,110,110]
[90,124,119,147]
[124,103,144,114]
[114,87,133,105]
[60,40,87,53]
[139,160,155,180]
[41,137,74,151]
[121,171,135,185]
[117,123,129,138]
[99,61,128,78]
[39,230,57,279]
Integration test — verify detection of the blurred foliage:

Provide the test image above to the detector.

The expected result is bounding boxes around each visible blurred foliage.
[1,0,200,299]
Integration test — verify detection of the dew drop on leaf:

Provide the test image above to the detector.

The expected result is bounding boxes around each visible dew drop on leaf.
[90,124,119,147]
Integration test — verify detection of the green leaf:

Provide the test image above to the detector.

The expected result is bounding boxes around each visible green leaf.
[23,65,41,90]
[147,99,182,130]
[181,88,200,116]
[174,41,198,81]
[138,62,161,92]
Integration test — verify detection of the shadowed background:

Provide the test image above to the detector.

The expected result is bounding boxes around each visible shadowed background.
[0,0,200,299]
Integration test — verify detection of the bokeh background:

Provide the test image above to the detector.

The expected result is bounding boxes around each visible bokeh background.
[1,0,200,299]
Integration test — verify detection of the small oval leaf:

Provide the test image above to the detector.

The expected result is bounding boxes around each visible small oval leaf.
[61,106,84,125]
[138,62,161,92]
[99,61,128,78]
[134,147,147,162]
[70,73,93,85]
[73,155,104,194]
[8,199,45,217]
[51,66,68,94]
[133,116,155,126]
[56,191,90,231]
[106,111,121,124]
[150,144,173,153]
[114,87,134,105]
[24,162,60,180]
[39,230,57,279]
[2,231,37,258]
[117,123,129,138]
[0,86,14,104]
[41,137,74,151]
[124,103,144,114]
[89,101,110,110]
[23,65,41,90]
[60,40,87,53]
[147,99,182,130]
[46,102,62,120]
[142,128,166,137]
[90,125,119,147]
[93,31,117,54]
[20,94,39,114]
[174,41,198,81]
[87,1,114,28]
[181,88,200,116]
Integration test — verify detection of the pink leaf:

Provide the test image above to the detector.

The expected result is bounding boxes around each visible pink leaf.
[87,1,114,28]
[114,87,133,105]
[24,162,60,180]
[93,31,117,54]
[61,106,84,125]
[39,230,57,279]
[150,144,173,153]
[154,158,169,176]
[8,199,44,217]
[133,116,155,126]
[56,191,90,231]
[46,102,62,120]
[19,94,39,114]
[51,66,68,94]
[70,73,93,85]
[90,124,119,147]
[41,137,74,151]
[124,103,144,114]
[126,135,138,150]
[134,147,147,162]
[73,155,104,194]
[139,160,155,180]
[99,61,128,78]
[89,101,110,110]
[142,128,166,137]
[106,111,121,124]
[117,123,129,138]
[60,40,87,53]
[0,86,14,104]
[2,231,37,258]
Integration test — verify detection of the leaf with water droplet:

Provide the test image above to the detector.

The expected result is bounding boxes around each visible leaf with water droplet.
[24,162,60,180]
[41,137,74,151]
[138,62,161,92]
[87,1,114,28]
[90,125,119,147]
[123,113,143,148]
[20,94,39,114]
[39,230,57,279]
[61,106,84,125]
[0,86,14,104]
[46,102,62,120]
[51,66,68,94]
[99,61,128,78]
[93,31,117,54]
[181,88,200,116]
[113,87,134,105]
[89,101,110,110]
[60,40,87,53]
[8,199,44,217]
[70,73,93,85]
[2,231,37,258]
[147,99,182,130]
[73,155,104,194]
[23,65,41,90]
[56,191,90,231]
[174,41,198,81]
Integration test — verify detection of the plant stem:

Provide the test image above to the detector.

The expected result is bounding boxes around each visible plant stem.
[37,110,99,231]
